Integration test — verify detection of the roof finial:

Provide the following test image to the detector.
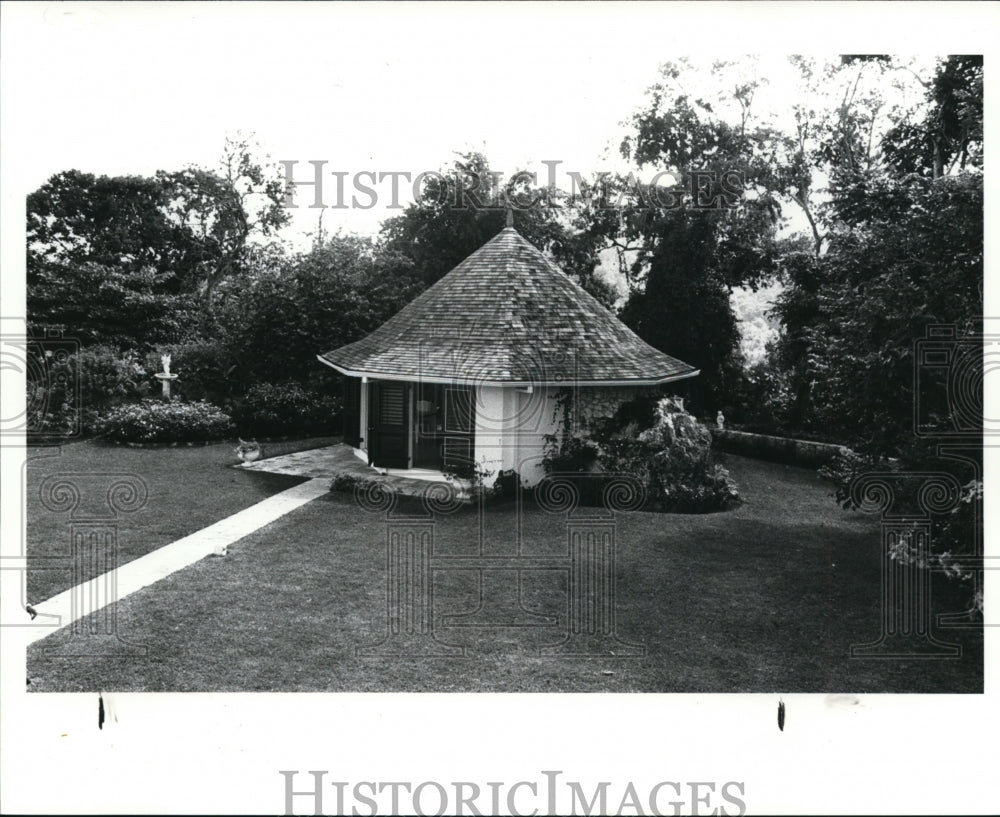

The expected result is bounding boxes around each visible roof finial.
[505,204,514,229]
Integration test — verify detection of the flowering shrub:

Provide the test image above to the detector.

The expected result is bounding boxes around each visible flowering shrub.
[543,395,740,513]
[34,344,151,435]
[98,400,234,443]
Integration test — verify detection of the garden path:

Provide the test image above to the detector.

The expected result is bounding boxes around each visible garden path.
[22,477,329,646]
[22,444,457,646]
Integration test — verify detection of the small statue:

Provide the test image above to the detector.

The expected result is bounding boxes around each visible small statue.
[161,354,172,376]
[716,411,725,430]
[235,438,262,463]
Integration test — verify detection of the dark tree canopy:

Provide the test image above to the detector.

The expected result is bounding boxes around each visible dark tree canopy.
[380,152,619,306]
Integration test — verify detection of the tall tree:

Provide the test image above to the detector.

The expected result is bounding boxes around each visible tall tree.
[611,59,788,412]
[220,232,422,386]
[159,134,290,317]
[27,171,193,291]
[770,55,984,451]
[882,55,983,178]
[26,134,290,346]
[380,152,619,306]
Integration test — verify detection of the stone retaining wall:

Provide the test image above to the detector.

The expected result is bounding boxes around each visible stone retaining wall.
[711,428,852,469]
[573,386,659,433]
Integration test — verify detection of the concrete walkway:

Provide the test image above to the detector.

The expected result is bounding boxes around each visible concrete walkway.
[23,445,462,647]
[23,477,330,646]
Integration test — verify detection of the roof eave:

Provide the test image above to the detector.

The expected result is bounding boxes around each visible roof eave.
[317,355,700,388]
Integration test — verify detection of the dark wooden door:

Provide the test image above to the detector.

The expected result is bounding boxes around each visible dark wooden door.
[342,376,361,448]
[368,381,410,468]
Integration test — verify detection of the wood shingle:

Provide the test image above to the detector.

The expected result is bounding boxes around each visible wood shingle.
[319,226,698,385]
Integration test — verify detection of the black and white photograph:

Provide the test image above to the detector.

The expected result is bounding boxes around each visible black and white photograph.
[1,1,996,814]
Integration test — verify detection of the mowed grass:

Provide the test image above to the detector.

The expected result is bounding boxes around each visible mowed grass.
[27,455,982,693]
[24,437,338,603]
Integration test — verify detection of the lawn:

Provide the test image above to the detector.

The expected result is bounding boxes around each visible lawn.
[24,436,339,603]
[26,453,983,693]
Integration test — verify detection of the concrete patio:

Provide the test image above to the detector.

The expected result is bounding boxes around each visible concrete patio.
[235,442,461,498]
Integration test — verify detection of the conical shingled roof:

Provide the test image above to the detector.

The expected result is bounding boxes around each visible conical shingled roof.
[318,227,698,385]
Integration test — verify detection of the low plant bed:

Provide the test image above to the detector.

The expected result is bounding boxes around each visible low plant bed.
[97,399,234,443]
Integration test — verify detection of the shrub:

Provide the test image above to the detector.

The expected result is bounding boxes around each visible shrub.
[635,397,741,513]
[541,434,600,474]
[820,442,982,616]
[330,472,384,494]
[545,395,741,513]
[492,469,523,501]
[144,338,236,405]
[97,399,234,443]
[231,382,341,437]
[35,344,151,435]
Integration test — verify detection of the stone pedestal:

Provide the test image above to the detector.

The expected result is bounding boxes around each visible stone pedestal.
[154,372,178,400]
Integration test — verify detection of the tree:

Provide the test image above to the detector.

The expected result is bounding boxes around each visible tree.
[882,55,983,178]
[26,134,290,347]
[768,56,984,451]
[618,208,745,414]
[27,170,195,293]
[380,152,619,306]
[27,259,198,348]
[792,173,981,456]
[220,232,422,386]
[159,134,290,317]
[610,60,788,412]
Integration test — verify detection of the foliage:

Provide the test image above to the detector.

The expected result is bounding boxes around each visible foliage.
[632,397,741,512]
[609,60,797,412]
[491,469,524,502]
[330,472,387,495]
[27,259,200,349]
[543,395,740,513]
[541,434,600,474]
[820,441,982,616]
[143,337,237,405]
[882,56,983,178]
[29,344,151,436]
[61,344,149,405]
[230,382,341,437]
[159,134,290,316]
[380,152,619,306]
[98,399,234,443]
[27,135,290,347]
[219,232,421,387]
[27,171,191,288]
[618,208,746,412]
[772,172,981,455]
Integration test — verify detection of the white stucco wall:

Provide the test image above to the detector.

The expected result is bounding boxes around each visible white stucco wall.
[471,384,658,487]
[473,385,505,483]
[472,385,562,487]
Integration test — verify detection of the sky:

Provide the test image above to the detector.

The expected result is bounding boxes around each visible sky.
[0,3,940,247]
[5,2,682,241]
